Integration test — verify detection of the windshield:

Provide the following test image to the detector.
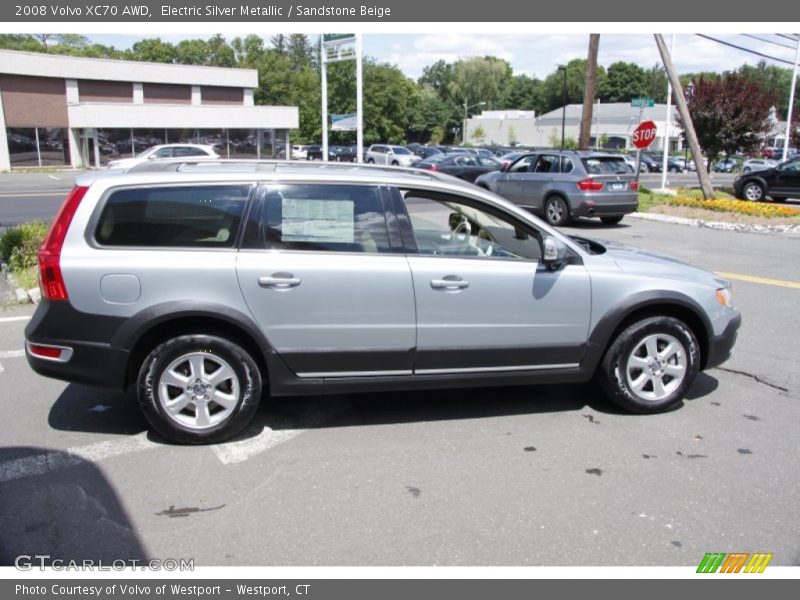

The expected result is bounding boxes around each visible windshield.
[391,147,412,155]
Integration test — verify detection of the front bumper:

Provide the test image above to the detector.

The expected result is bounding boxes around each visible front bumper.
[705,313,742,370]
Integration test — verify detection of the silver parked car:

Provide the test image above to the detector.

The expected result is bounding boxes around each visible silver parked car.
[742,158,779,174]
[25,159,740,444]
[365,144,418,167]
[475,150,639,226]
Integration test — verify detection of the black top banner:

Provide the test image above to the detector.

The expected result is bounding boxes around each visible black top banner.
[3,0,799,22]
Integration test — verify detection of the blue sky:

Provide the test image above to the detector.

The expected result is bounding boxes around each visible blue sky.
[87,33,799,80]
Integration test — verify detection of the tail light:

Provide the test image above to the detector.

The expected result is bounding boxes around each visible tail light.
[577,178,604,191]
[39,186,88,301]
[630,181,639,190]
[426,164,438,171]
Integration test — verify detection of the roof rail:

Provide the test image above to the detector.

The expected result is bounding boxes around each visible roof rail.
[105,157,451,183]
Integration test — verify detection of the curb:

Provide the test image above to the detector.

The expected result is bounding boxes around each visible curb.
[1,268,39,305]
[629,211,800,235]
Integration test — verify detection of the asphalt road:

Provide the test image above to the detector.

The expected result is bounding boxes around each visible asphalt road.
[0,213,798,567]
[0,171,75,230]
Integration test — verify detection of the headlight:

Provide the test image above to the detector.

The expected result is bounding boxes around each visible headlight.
[715,286,734,308]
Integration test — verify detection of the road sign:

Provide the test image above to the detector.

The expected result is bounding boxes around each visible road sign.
[632,120,658,149]
[323,34,355,44]
[631,97,655,108]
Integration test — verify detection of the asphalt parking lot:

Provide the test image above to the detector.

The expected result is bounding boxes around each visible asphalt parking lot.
[0,210,798,567]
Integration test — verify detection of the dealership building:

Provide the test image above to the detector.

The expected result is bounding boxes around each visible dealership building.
[0,49,299,171]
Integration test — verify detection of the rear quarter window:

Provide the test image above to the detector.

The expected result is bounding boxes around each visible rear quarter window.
[94,184,251,247]
[582,157,630,175]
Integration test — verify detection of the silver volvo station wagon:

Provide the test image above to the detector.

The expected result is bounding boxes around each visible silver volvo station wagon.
[25,160,741,444]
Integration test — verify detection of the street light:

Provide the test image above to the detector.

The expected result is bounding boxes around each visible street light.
[558,66,568,150]
[463,101,486,145]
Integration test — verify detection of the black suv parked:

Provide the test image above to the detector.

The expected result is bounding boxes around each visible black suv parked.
[734,158,800,202]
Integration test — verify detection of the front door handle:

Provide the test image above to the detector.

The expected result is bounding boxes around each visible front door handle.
[258,274,301,289]
[431,276,470,291]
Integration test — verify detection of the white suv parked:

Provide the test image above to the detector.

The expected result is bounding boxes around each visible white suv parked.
[365,144,417,167]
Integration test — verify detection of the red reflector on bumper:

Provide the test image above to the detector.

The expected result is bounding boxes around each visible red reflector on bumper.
[28,344,63,359]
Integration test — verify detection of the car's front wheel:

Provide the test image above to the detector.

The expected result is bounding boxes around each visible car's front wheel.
[544,195,570,226]
[742,181,765,201]
[137,335,262,444]
[598,316,700,414]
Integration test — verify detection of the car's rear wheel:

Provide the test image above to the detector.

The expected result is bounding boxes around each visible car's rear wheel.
[742,181,765,201]
[367,158,375,164]
[391,161,399,166]
[544,195,570,226]
[137,335,261,444]
[598,316,700,414]
[600,216,624,225]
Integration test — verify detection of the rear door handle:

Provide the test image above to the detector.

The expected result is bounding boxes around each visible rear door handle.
[258,274,301,289]
[431,276,470,290]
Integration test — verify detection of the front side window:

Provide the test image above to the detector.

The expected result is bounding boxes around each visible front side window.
[95,184,251,247]
[243,184,392,254]
[509,155,535,173]
[400,191,541,261]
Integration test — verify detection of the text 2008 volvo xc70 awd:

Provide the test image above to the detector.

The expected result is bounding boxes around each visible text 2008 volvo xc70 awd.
[25,160,741,444]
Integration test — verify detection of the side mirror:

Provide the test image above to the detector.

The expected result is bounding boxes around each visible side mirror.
[542,236,568,270]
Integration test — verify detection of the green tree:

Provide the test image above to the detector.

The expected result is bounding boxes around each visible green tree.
[500,74,544,112]
[449,56,512,112]
[600,62,648,103]
[409,85,460,143]
[542,59,607,113]
[419,59,455,102]
[472,125,486,144]
[128,38,177,63]
[737,60,794,119]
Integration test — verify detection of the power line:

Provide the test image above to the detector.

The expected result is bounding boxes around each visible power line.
[696,34,796,66]
[741,34,797,51]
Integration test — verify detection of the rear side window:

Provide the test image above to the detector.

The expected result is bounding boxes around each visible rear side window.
[242,184,392,254]
[95,185,251,247]
[582,157,629,174]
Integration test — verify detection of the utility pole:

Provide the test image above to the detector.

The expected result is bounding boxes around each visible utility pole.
[782,35,799,162]
[654,34,715,200]
[579,34,600,150]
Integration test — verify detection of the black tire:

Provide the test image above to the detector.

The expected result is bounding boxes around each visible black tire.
[598,316,700,414]
[391,161,399,166]
[741,181,765,201]
[137,335,262,444]
[669,166,679,173]
[544,195,571,226]
[600,216,624,225]
[367,158,375,164]
[770,196,787,203]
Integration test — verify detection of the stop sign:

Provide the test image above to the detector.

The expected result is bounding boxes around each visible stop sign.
[632,120,658,149]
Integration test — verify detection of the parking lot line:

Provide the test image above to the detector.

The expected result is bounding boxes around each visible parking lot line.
[0,432,159,483]
[0,316,31,323]
[0,349,25,373]
[716,271,800,290]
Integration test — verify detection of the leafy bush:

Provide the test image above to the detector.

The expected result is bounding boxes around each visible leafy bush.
[0,221,49,271]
